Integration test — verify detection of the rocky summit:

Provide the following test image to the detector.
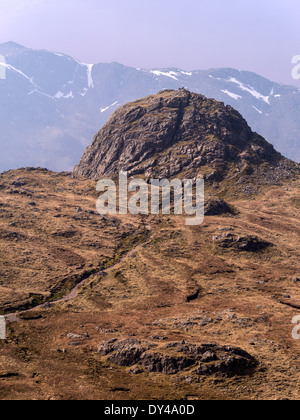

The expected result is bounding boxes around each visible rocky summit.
[73,89,298,184]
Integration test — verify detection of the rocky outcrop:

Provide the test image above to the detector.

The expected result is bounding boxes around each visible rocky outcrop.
[186,289,201,303]
[97,338,257,377]
[73,89,299,183]
[98,338,154,366]
[204,197,234,216]
[213,232,271,252]
[140,352,195,375]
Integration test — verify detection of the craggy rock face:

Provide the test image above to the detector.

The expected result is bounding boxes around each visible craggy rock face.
[73,89,299,183]
[97,338,258,377]
[212,232,272,252]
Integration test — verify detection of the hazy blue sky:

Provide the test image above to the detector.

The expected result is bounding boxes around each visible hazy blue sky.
[1,0,300,86]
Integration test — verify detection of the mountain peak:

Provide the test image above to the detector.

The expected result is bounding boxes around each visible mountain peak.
[73,89,299,188]
[0,41,28,55]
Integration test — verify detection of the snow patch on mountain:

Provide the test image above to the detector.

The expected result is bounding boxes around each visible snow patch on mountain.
[209,75,221,80]
[150,70,179,80]
[252,106,263,114]
[71,62,94,95]
[228,77,270,104]
[100,101,119,113]
[221,89,242,100]
[1,62,38,87]
[55,91,74,99]
[27,89,55,100]
[84,64,94,89]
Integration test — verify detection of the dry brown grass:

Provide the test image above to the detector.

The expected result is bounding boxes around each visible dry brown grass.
[0,169,299,400]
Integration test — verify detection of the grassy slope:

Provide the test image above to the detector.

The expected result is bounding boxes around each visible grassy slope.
[0,169,299,400]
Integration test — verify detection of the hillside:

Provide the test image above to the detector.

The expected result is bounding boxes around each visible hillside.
[0,87,300,398]
[0,167,299,400]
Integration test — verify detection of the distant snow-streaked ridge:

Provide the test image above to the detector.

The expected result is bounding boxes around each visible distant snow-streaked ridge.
[1,40,300,171]
[150,70,180,80]
[228,77,270,104]
[221,89,242,100]
[0,62,38,87]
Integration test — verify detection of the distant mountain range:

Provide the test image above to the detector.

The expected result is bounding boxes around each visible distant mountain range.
[0,41,299,172]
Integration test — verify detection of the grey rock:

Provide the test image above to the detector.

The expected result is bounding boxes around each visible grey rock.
[97,338,257,377]
[213,232,271,252]
[140,353,195,375]
[73,90,299,185]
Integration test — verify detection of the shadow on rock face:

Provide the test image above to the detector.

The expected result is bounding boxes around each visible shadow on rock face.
[204,197,235,216]
[213,232,272,252]
[97,338,258,377]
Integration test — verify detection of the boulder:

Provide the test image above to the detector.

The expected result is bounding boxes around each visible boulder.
[213,232,271,252]
[96,338,257,377]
